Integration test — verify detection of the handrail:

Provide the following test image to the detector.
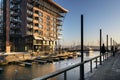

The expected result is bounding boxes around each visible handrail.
[33,53,111,80]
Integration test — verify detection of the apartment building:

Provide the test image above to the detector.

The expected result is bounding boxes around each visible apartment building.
[0,0,68,53]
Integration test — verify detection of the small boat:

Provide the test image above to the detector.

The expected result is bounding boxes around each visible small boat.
[47,59,53,63]
[19,62,32,67]
[60,57,67,60]
[53,58,59,61]
[34,60,47,64]
[68,55,74,59]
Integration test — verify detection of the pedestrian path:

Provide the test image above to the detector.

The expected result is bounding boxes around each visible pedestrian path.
[88,51,120,80]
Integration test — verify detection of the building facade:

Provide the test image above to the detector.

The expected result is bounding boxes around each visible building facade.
[0,0,68,53]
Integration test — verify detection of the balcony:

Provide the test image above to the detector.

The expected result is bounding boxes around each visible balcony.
[28,0,34,4]
[11,0,21,4]
[33,26,39,30]
[56,22,62,26]
[58,32,62,35]
[33,13,39,17]
[57,36,62,40]
[57,26,62,31]
[27,24,33,29]
[10,5,20,11]
[26,31,32,35]
[27,3,33,9]
[33,20,39,24]
[33,40,42,45]
[27,10,33,15]
[27,17,33,22]
[10,11,19,17]
[10,24,20,30]
[10,18,21,23]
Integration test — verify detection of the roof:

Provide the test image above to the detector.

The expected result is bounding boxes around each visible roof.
[47,0,69,13]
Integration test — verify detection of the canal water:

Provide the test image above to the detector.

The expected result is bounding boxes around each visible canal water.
[0,51,100,80]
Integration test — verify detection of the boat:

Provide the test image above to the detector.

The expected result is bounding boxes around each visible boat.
[34,60,47,64]
[19,62,32,67]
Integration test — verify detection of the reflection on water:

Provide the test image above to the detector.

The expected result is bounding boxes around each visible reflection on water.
[86,50,94,57]
[0,51,99,80]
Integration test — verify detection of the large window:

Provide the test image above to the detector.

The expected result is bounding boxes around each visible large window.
[35,10,39,14]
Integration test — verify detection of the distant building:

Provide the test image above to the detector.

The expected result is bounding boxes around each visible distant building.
[0,0,68,53]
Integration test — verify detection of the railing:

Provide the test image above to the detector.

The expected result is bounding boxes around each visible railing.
[33,52,112,80]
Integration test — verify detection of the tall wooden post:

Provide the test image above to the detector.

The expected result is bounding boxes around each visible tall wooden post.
[100,29,102,65]
[113,40,115,56]
[110,37,112,55]
[6,0,10,52]
[80,15,84,80]
[106,35,108,58]
[110,38,112,48]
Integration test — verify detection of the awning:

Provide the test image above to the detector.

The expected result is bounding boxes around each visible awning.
[34,36,43,40]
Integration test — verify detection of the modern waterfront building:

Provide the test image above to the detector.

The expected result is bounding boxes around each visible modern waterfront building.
[0,0,68,53]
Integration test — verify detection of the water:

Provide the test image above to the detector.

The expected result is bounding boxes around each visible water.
[0,51,100,80]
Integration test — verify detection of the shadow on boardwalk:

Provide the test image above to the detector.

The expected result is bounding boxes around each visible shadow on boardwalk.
[88,51,120,80]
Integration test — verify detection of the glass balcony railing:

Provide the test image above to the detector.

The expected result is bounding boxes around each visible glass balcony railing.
[10,18,21,23]
[57,26,62,31]
[27,24,33,29]
[27,17,33,22]
[10,6,20,11]
[27,3,33,9]
[27,10,33,15]
[26,31,33,35]
[11,0,21,4]
[10,11,18,17]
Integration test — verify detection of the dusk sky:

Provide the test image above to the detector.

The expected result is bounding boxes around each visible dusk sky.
[54,0,120,47]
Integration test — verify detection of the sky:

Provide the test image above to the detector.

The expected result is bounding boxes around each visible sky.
[54,0,120,47]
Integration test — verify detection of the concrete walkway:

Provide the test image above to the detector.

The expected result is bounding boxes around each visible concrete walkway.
[88,52,120,80]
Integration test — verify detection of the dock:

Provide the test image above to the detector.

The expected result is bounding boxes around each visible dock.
[19,62,32,67]
[88,52,120,80]
[34,60,47,64]
[12,61,32,67]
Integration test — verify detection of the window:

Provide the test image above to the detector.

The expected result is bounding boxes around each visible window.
[35,17,39,20]
[35,23,39,27]
[35,10,39,14]
[35,30,38,33]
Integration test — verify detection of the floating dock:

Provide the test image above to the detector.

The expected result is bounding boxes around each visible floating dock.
[34,60,47,64]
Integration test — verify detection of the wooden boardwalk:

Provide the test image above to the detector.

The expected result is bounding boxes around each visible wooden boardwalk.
[87,52,120,80]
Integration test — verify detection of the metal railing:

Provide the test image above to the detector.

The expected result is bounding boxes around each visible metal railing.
[33,52,112,80]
